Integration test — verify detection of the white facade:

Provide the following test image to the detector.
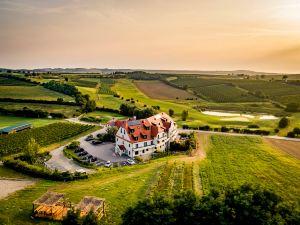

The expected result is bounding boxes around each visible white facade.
[114,114,177,158]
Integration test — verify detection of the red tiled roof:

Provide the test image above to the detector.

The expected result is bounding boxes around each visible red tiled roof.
[114,112,173,143]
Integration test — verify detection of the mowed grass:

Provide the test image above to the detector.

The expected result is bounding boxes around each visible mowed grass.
[0,85,74,101]
[134,80,195,100]
[0,115,61,129]
[200,135,300,201]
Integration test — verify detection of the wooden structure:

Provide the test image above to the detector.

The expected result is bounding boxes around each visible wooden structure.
[76,196,106,220]
[32,192,70,221]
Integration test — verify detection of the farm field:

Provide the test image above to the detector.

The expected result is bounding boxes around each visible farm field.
[0,85,74,101]
[0,115,61,129]
[169,76,300,105]
[200,135,300,201]
[134,80,195,100]
[0,102,80,118]
[264,138,300,160]
[0,122,95,156]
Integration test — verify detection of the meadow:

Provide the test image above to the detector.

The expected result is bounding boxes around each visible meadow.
[0,85,74,101]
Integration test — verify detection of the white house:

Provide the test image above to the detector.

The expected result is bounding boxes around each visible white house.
[111,112,177,158]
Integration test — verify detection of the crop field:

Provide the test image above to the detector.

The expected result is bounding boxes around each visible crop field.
[264,138,300,160]
[69,78,99,88]
[98,78,116,95]
[134,80,195,100]
[0,85,74,101]
[169,76,300,105]
[0,122,94,156]
[0,102,80,118]
[0,115,61,129]
[200,135,300,201]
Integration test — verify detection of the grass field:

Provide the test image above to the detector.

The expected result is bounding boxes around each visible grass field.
[86,111,126,123]
[134,80,195,100]
[200,135,300,201]
[0,85,74,101]
[0,115,61,129]
[0,102,80,118]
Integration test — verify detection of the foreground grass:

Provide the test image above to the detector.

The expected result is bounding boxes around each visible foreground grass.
[200,135,300,201]
[0,161,165,225]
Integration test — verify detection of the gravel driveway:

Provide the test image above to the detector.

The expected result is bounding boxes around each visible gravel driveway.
[0,179,35,199]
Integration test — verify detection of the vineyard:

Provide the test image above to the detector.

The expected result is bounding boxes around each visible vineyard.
[169,76,300,105]
[147,161,200,197]
[199,135,300,201]
[0,122,94,156]
[98,79,116,95]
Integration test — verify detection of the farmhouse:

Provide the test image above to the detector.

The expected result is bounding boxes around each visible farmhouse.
[111,112,177,158]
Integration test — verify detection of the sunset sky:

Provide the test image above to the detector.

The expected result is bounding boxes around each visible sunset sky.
[0,0,300,73]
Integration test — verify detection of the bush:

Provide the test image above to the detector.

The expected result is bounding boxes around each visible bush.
[169,109,174,117]
[3,158,88,181]
[248,124,260,128]
[279,117,290,129]
[286,102,300,112]
[287,132,296,138]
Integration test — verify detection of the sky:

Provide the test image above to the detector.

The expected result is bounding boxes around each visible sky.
[0,0,300,73]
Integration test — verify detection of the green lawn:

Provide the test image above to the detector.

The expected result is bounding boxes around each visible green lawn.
[0,85,74,101]
[0,102,80,118]
[86,111,126,123]
[0,115,61,129]
[200,135,300,201]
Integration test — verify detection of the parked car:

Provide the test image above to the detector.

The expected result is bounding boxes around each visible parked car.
[92,140,103,145]
[74,148,84,153]
[104,161,112,168]
[78,151,88,157]
[85,135,94,141]
[91,157,98,162]
[127,158,136,165]
[75,169,86,174]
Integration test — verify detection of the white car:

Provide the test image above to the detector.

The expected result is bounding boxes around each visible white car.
[127,158,136,165]
[104,161,112,168]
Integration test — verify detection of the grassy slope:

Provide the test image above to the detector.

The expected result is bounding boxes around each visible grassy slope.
[200,135,300,201]
[0,135,300,224]
[0,115,61,129]
[0,86,74,101]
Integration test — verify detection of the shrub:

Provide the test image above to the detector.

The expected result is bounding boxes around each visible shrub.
[181,110,189,121]
[248,124,260,128]
[287,132,296,138]
[279,117,290,129]
[169,109,174,117]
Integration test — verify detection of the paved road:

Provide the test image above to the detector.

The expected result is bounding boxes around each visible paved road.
[178,129,300,142]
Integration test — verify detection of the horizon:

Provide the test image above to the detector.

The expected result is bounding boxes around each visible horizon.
[1,0,300,73]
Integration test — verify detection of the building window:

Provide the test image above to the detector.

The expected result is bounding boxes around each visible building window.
[129,144,131,147]
[135,144,138,148]
[142,150,145,153]
[151,141,154,145]
[116,138,118,141]
[144,142,147,147]
[135,151,138,155]
[129,151,131,155]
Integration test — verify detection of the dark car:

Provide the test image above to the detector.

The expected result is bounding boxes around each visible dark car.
[85,135,94,141]
[74,148,84,153]
[92,140,103,145]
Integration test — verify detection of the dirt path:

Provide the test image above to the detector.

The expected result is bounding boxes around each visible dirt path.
[192,133,209,159]
[0,179,36,199]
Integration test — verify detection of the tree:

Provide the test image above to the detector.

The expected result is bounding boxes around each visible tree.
[57,97,64,103]
[293,127,300,135]
[82,211,99,225]
[23,138,39,164]
[287,131,295,138]
[121,185,299,225]
[181,110,189,121]
[278,117,290,128]
[282,75,288,80]
[169,109,174,117]
[62,208,81,225]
